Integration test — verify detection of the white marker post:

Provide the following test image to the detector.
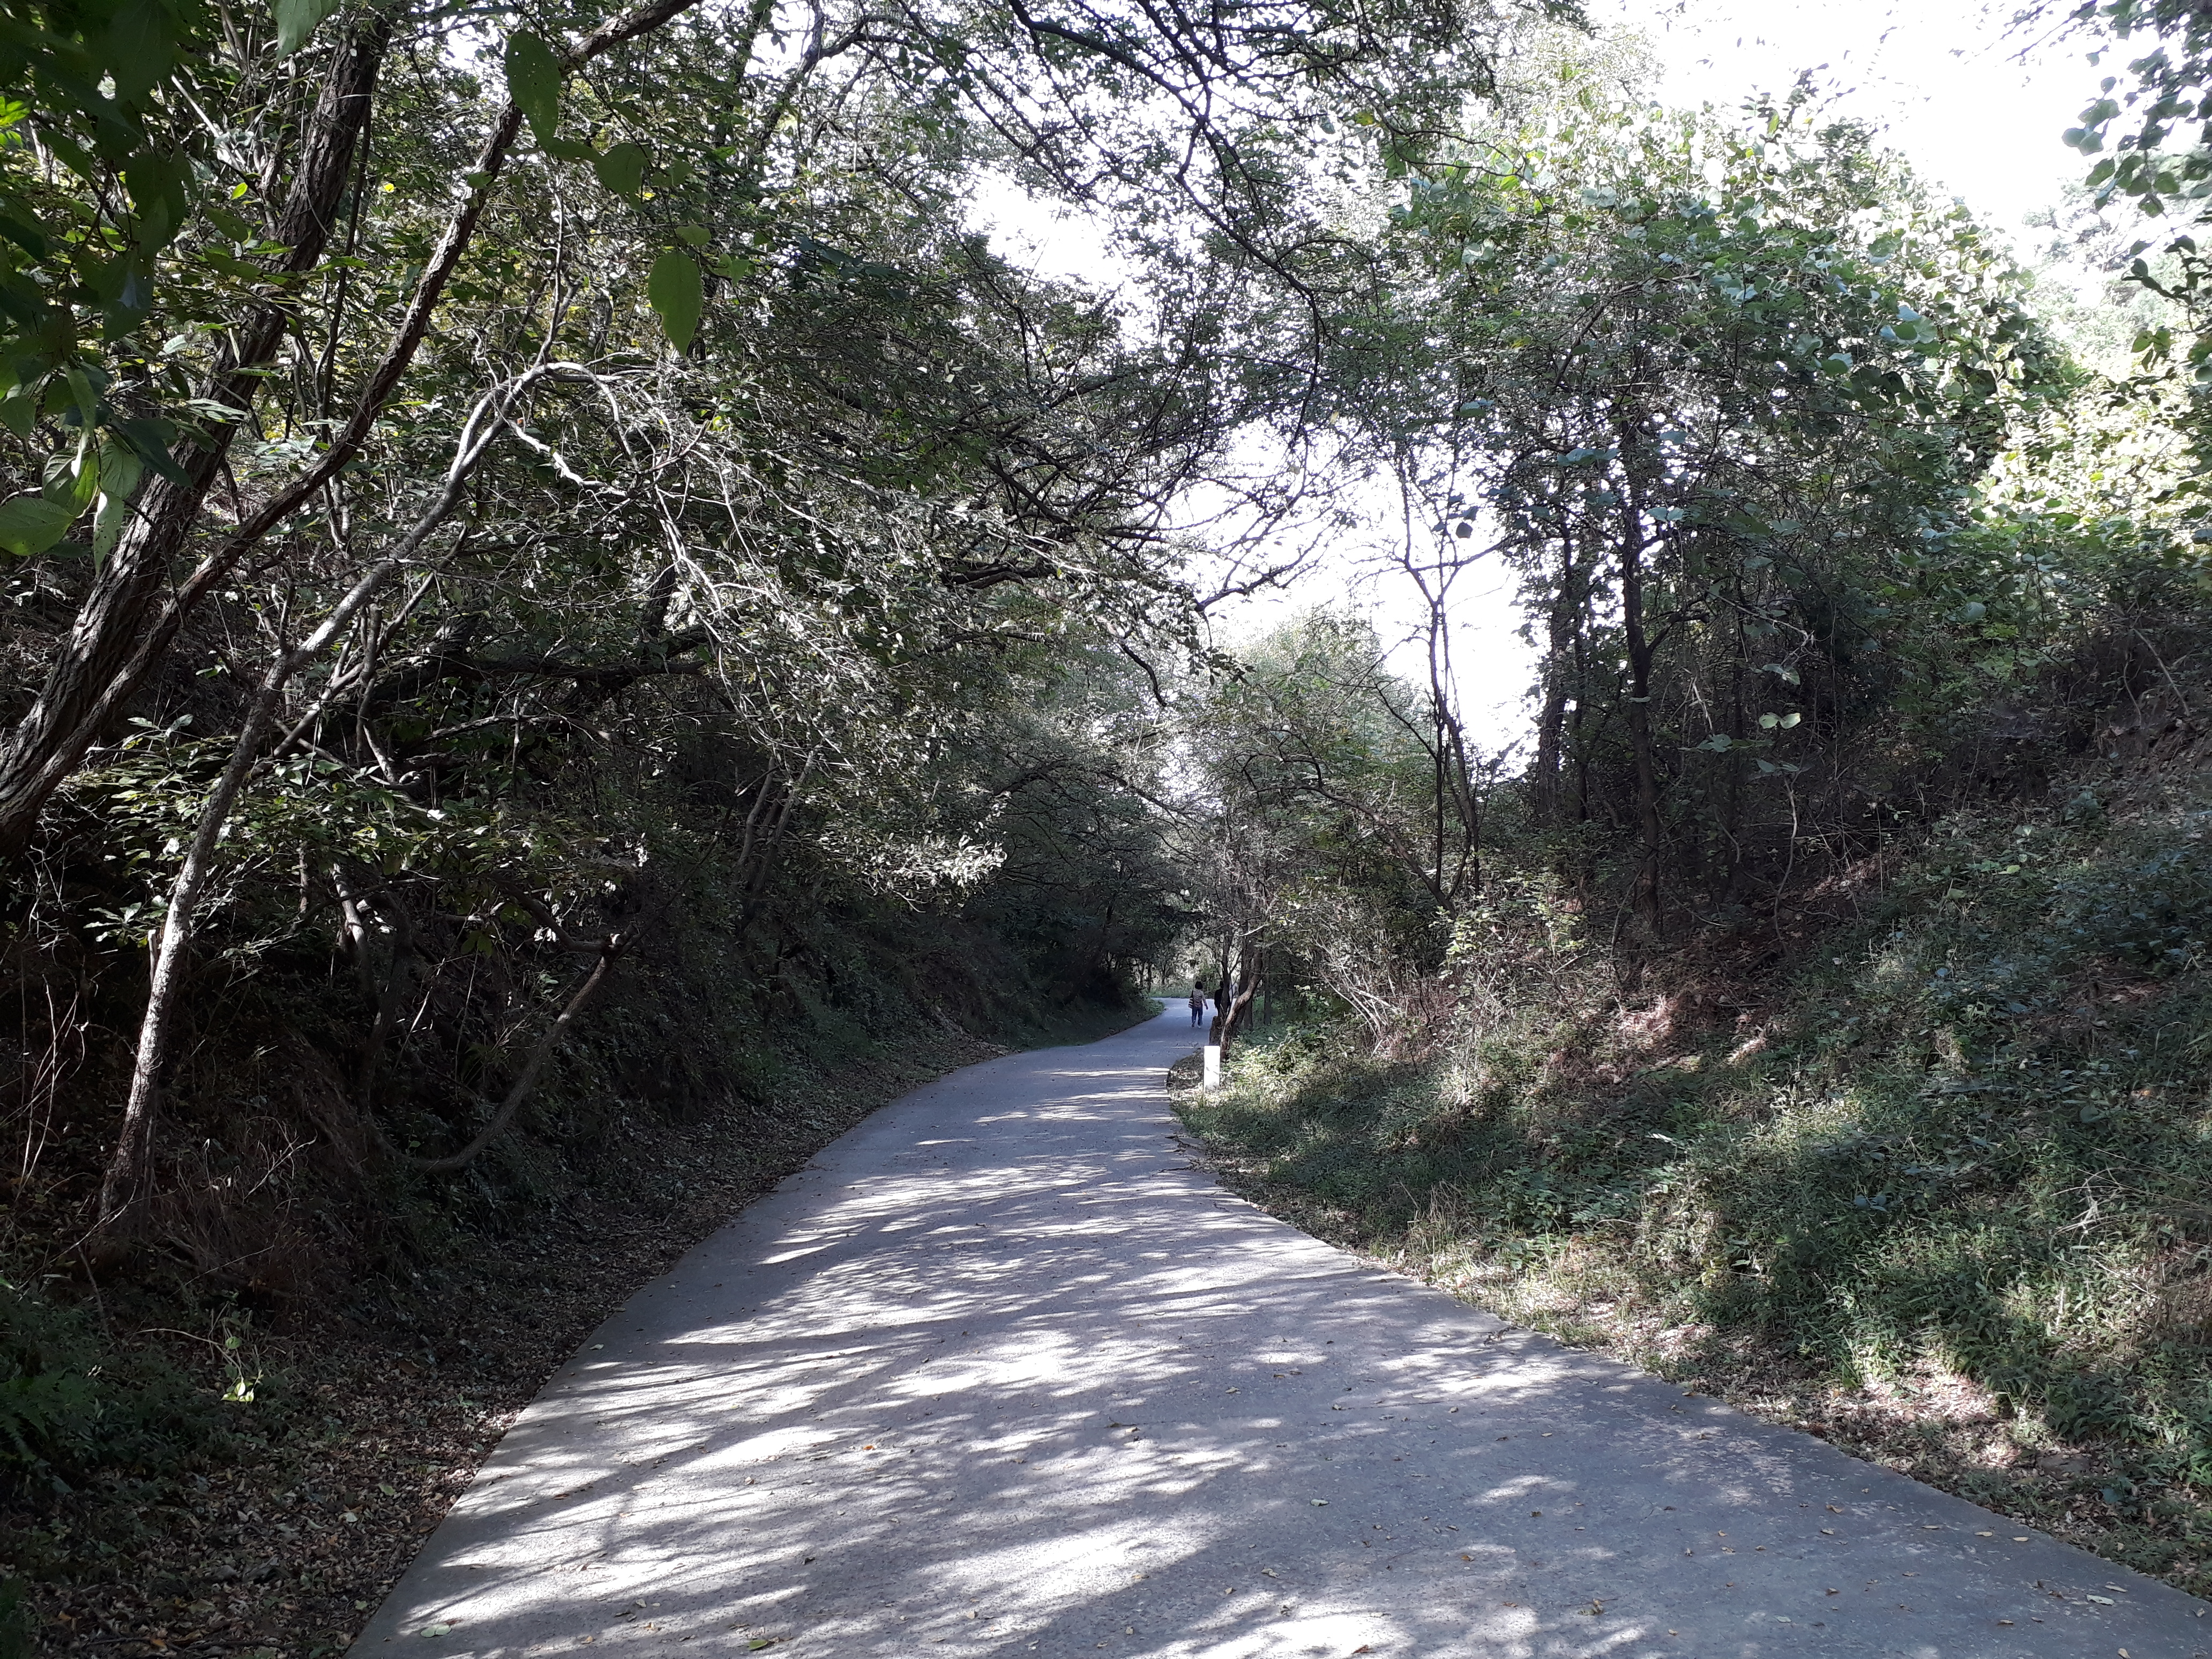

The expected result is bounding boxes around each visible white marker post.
[1202,1043,1222,1089]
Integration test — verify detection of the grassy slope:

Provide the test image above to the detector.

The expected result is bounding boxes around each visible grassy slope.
[1179,724,2212,1594]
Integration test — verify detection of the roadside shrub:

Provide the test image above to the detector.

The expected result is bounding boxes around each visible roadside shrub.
[1183,754,2212,1573]
[0,1282,228,1500]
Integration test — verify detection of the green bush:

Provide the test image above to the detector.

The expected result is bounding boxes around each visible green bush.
[1183,783,2212,1495]
[0,1281,228,1499]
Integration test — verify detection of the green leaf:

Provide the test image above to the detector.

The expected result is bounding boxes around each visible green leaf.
[272,0,343,57]
[102,0,174,102]
[205,204,253,243]
[594,141,647,197]
[115,417,186,484]
[92,445,142,563]
[674,225,710,246]
[123,148,191,252]
[42,130,97,186]
[505,32,565,145]
[44,450,98,511]
[0,213,46,258]
[647,250,704,352]
[0,494,78,557]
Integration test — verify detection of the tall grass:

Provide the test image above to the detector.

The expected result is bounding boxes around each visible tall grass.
[1180,791,2212,1586]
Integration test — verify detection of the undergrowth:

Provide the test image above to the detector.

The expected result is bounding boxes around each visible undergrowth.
[1179,756,2212,1593]
[0,991,1155,1656]
[0,850,1153,1655]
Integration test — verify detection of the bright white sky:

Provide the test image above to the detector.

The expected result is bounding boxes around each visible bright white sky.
[1634,0,2094,252]
[977,0,2118,751]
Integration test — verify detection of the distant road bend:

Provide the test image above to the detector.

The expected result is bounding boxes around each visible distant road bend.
[360,1007,2211,1656]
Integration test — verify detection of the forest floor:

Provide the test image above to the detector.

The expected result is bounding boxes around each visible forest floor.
[8,1003,1149,1659]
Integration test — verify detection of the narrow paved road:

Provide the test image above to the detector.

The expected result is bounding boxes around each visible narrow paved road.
[361,1008,2210,1658]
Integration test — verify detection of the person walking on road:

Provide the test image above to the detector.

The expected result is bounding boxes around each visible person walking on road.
[1188,982,1208,1028]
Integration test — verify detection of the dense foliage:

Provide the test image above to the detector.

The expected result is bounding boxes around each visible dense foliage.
[0,0,1548,1634]
[0,0,1544,1245]
[7,0,2212,1642]
[1165,23,2212,1595]
[2043,0,2212,469]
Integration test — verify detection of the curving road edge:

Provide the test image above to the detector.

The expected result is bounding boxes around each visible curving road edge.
[356,1006,2211,1657]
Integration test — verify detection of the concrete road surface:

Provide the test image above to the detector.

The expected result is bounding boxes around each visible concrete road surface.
[357,1006,2211,1657]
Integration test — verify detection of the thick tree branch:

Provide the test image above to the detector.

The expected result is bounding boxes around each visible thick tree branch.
[402,937,629,1175]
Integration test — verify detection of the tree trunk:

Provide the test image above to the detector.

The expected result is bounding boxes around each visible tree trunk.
[1417,590,1481,908]
[96,368,559,1229]
[1724,599,1751,900]
[1208,940,1262,1055]
[1533,522,1583,829]
[0,21,389,861]
[0,0,725,861]
[1618,479,1664,936]
[404,941,628,1175]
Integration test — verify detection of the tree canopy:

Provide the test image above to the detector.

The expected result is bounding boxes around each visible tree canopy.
[12,3,2212,1642]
